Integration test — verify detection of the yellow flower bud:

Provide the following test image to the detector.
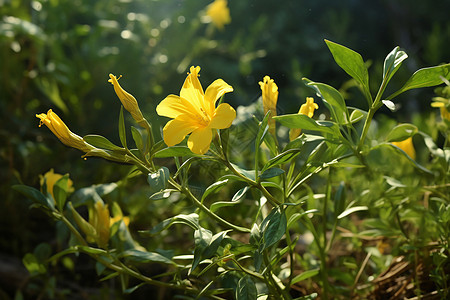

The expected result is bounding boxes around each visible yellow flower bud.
[108,74,146,127]
[90,201,111,249]
[259,76,279,136]
[289,97,319,141]
[36,109,93,152]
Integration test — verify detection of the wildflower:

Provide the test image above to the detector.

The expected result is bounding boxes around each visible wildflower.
[392,137,416,160]
[36,109,93,152]
[39,169,74,200]
[259,76,279,136]
[206,0,231,30]
[108,74,146,127]
[431,100,450,121]
[289,97,319,141]
[110,215,130,227]
[156,66,235,155]
[90,201,111,249]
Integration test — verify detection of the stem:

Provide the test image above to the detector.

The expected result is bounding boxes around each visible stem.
[169,178,250,233]
[60,215,88,246]
[263,251,291,300]
[232,258,265,281]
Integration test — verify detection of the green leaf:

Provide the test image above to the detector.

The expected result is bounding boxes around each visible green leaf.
[236,276,257,300]
[210,199,244,213]
[349,109,366,123]
[153,146,197,158]
[386,124,418,142]
[383,46,408,83]
[291,269,320,285]
[287,209,319,229]
[333,182,346,217]
[192,227,212,271]
[118,106,127,148]
[83,135,123,151]
[390,64,450,99]
[202,230,230,258]
[23,253,46,276]
[256,111,271,148]
[147,167,170,194]
[261,207,287,249]
[148,189,173,200]
[263,149,302,172]
[325,40,371,103]
[119,249,175,265]
[382,100,396,111]
[53,174,69,211]
[337,206,368,219]
[259,168,285,179]
[232,186,250,202]
[12,185,54,211]
[274,114,337,135]
[303,79,348,124]
[201,179,229,202]
[140,213,199,235]
[130,126,144,152]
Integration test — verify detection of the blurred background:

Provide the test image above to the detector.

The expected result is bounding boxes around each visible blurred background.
[1,0,449,298]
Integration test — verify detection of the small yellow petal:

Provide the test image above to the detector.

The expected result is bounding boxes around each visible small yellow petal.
[209,103,236,129]
[187,127,213,155]
[392,137,416,160]
[180,66,204,110]
[204,79,234,114]
[163,118,197,147]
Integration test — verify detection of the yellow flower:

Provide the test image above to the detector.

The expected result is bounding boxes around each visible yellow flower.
[90,201,111,249]
[392,137,416,160]
[206,0,231,30]
[36,109,93,152]
[289,97,319,140]
[156,66,235,155]
[108,74,146,127]
[431,99,450,121]
[259,76,279,136]
[39,169,74,199]
[110,215,130,228]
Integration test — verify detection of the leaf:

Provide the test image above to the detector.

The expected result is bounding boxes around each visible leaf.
[202,231,230,258]
[23,253,46,276]
[192,228,212,271]
[201,179,229,202]
[325,40,371,103]
[261,208,287,249]
[256,111,271,148]
[130,126,144,152]
[119,249,175,265]
[383,46,408,83]
[236,276,257,300]
[147,167,170,194]
[259,168,285,179]
[83,135,123,151]
[118,106,127,148]
[333,182,346,217]
[140,213,199,235]
[232,186,250,202]
[386,124,418,142]
[273,114,337,135]
[390,64,450,99]
[263,148,302,172]
[337,206,368,219]
[291,269,320,285]
[349,109,366,123]
[382,100,396,111]
[12,185,54,210]
[303,79,348,124]
[153,146,197,158]
[53,174,69,211]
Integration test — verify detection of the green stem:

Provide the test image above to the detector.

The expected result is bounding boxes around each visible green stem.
[262,251,291,300]
[60,215,88,246]
[232,258,265,281]
[169,178,250,233]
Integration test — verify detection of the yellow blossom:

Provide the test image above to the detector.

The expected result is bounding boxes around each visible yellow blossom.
[259,76,279,136]
[108,74,146,127]
[156,66,235,155]
[39,169,74,199]
[431,100,450,121]
[289,97,319,141]
[89,201,111,249]
[110,215,130,228]
[392,137,416,160]
[206,0,231,30]
[36,109,93,152]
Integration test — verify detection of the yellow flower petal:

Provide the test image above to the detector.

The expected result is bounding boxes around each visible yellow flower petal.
[392,137,416,160]
[156,95,200,119]
[210,103,236,129]
[188,126,213,155]
[163,118,198,147]
[206,0,231,30]
[180,66,204,110]
[204,79,234,115]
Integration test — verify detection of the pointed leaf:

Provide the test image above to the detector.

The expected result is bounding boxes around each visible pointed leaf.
[383,46,408,82]
[118,106,127,148]
[83,135,123,151]
[259,168,285,179]
[291,269,320,285]
[386,124,418,142]
[53,174,69,211]
[232,186,250,202]
[236,276,257,300]
[153,146,198,158]
[274,114,337,135]
[12,185,54,210]
[140,213,199,235]
[337,206,368,219]
[130,126,144,152]
[201,179,229,202]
